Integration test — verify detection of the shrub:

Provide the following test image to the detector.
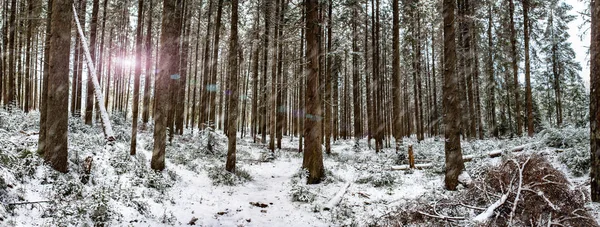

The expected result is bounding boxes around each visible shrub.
[206,166,252,186]
[559,148,590,177]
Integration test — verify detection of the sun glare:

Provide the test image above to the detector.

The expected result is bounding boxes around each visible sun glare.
[114,57,136,67]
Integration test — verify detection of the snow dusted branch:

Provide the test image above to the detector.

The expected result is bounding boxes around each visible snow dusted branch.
[472,194,508,222]
[323,182,351,211]
[72,4,115,142]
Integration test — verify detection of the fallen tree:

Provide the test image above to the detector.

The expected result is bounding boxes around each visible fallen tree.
[323,182,351,211]
[73,4,115,142]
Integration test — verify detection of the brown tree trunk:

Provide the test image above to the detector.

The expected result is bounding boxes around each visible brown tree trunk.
[199,0,214,128]
[208,0,223,127]
[45,0,72,173]
[392,0,402,150]
[85,0,99,125]
[151,0,182,171]
[269,0,278,152]
[509,0,522,136]
[260,0,270,144]
[143,0,154,125]
[590,0,600,202]
[523,0,533,136]
[251,4,260,142]
[38,0,53,155]
[77,0,86,118]
[226,0,240,172]
[130,0,145,155]
[487,3,497,137]
[303,0,324,184]
[324,0,332,154]
[352,2,361,141]
[443,0,464,190]
[6,0,17,108]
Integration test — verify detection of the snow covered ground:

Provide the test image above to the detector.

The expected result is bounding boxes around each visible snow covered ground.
[0,110,598,226]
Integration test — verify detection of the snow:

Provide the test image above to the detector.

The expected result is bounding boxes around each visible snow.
[1,110,600,226]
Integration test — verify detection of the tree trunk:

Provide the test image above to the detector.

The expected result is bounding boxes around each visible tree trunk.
[352,2,361,141]
[523,0,533,136]
[143,0,154,125]
[152,0,182,171]
[590,0,600,202]
[130,0,145,155]
[443,0,464,190]
[226,0,239,172]
[38,0,53,155]
[44,0,72,173]
[509,0,521,136]
[85,0,99,125]
[392,0,402,150]
[304,0,324,184]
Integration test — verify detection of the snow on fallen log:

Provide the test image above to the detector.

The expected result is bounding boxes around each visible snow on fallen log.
[73,4,115,142]
[463,143,533,162]
[323,182,351,211]
[473,194,508,222]
[390,163,434,171]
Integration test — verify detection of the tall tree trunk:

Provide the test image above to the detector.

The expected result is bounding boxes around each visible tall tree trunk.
[269,0,278,152]
[199,0,214,129]
[392,0,402,151]
[251,4,260,142]
[509,0,522,136]
[590,0,600,202]
[523,0,533,136]
[226,0,239,173]
[324,0,332,154]
[6,0,17,108]
[352,2,361,141]
[38,0,53,155]
[76,0,87,118]
[487,2,497,137]
[303,0,324,184]
[260,0,270,144]
[85,0,99,125]
[152,0,182,171]
[143,0,154,125]
[443,0,464,190]
[131,0,145,155]
[208,0,223,127]
[45,0,72,173]
[24,0,33,113]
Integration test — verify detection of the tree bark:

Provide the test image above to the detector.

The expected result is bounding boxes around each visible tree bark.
[152,0,182,171]
[303,0,324,184]
[509,0,522,136]
[443,0,464,190]
[143,0,154,125]
[131,0,145,155]
[45,0,72,173]
[226,0,239,172]
[590,0,600,202]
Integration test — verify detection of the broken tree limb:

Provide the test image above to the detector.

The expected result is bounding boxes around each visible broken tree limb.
[391,163,434,171]
[473,194,508,222]
[323,182,351,211]
[73,4,115,142]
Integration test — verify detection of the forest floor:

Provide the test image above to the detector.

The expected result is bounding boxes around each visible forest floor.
[0,110,599,226]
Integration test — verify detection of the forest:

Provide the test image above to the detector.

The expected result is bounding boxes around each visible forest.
[0,0,600,226]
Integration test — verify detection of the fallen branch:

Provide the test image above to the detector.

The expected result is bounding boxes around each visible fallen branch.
[417,210,465,221]
[391,163,433,171]
[473,194,508,222]
[323,182,351,211]
[72,4,115,142]
[6,200,54,206]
